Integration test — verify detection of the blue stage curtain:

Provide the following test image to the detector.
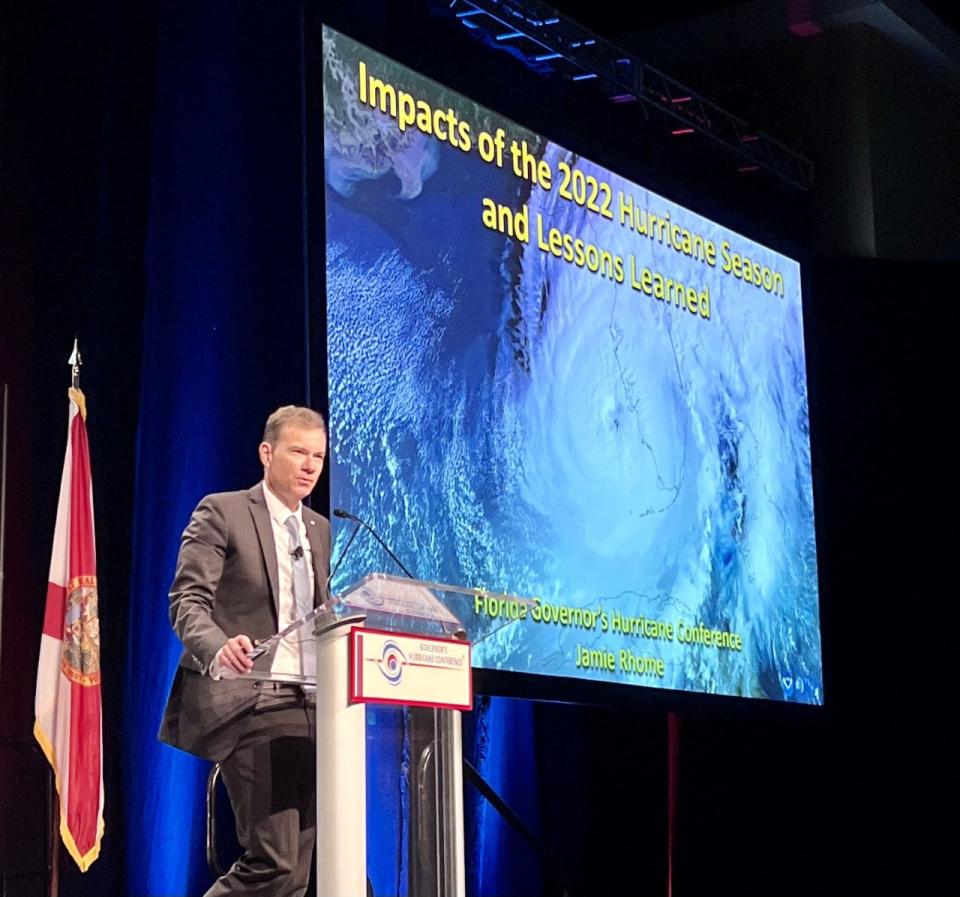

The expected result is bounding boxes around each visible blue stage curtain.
[466,697,543,897]
[122,2,306,894]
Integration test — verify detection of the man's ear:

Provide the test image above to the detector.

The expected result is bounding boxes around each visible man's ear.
[258,441,272,468]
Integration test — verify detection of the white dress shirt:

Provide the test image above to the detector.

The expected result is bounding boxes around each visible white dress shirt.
[261,481,316,680]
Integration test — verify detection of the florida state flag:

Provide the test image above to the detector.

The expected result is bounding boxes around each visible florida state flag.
[34,386,104,870]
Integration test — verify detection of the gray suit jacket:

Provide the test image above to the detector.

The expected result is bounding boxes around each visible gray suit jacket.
[158,483,331,761]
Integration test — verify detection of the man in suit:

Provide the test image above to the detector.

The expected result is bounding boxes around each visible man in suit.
[160,405,331,897]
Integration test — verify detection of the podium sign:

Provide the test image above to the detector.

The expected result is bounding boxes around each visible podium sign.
[348,627,472,711]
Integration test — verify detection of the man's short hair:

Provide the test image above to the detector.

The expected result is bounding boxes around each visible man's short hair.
[262,406,327,446]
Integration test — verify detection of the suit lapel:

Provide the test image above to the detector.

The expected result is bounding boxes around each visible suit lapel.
[248,484,281,618]
[304,511,329,606]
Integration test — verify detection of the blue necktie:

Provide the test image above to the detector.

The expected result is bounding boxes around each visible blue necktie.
[284,515,312,624]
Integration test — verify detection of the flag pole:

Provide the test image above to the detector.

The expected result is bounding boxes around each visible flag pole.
[52,338,80,896]
[48,786,60,897]
[36,336,103,889]
[68,337,82,389]
[46,339,82,897]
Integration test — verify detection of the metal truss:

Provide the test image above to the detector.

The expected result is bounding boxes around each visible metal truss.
[446,0,814,191]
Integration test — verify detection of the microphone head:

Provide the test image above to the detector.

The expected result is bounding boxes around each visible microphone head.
[333,508,351,519]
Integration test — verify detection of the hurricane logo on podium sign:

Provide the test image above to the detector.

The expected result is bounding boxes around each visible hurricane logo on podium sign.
[376,640,407,685]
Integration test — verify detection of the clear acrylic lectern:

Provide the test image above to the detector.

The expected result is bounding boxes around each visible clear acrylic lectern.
[313,573,533,897]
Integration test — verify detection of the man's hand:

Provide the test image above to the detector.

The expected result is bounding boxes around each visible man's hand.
[214,634,255,679]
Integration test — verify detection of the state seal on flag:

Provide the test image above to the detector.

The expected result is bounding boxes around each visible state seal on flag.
[61,574,101,685]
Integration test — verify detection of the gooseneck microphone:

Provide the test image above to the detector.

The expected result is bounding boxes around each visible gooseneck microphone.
[333,508,417,580]
[325,517,362,595]
[335,509,468,641]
